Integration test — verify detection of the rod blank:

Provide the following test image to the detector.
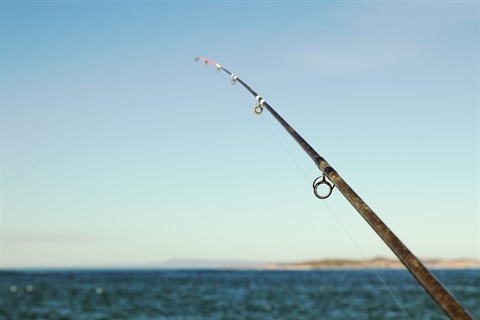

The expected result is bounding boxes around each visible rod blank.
[196,57,473,319]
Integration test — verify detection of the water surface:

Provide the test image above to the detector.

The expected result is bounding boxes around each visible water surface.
[1,269,478,319]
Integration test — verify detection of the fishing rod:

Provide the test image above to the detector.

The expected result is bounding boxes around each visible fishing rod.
[196,56,473,319]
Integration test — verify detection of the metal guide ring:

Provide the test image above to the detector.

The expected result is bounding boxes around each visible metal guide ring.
[313,175,334,199]
[254,104,263,114]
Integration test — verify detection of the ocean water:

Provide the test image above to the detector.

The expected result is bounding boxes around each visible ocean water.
[0,269,478,320]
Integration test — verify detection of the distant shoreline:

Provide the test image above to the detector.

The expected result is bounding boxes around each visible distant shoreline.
[240,257,480,271]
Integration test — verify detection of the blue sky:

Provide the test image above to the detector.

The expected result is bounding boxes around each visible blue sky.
[1,1,478,268]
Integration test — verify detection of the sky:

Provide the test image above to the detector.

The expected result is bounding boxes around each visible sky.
[1,1,478,269]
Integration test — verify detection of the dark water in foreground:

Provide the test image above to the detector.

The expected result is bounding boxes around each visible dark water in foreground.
[0,269,478,320]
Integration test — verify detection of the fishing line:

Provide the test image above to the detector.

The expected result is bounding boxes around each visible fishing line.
[264,117,411,319]
[233,77,411,319]
[321,200,412,319]
[260,116,311,184]
[5,60,195,185]
[255,105,412,317]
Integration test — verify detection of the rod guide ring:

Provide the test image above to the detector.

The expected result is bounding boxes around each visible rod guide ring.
[254,104,263,114]
[313,175,334,199]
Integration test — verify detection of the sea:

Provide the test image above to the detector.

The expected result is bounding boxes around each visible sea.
[0,269,478,320]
